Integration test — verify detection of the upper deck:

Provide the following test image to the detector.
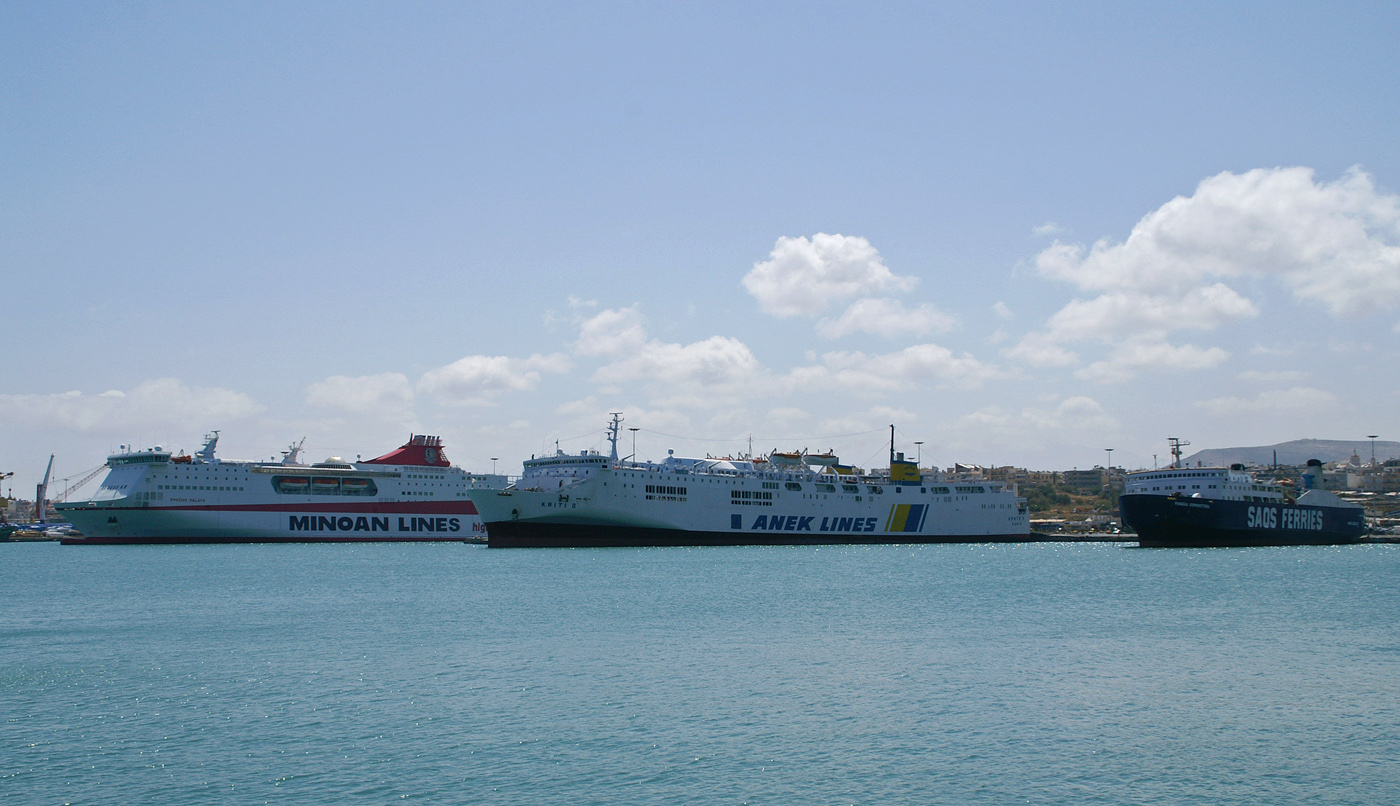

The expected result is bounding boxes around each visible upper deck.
[1125,466,1292,503]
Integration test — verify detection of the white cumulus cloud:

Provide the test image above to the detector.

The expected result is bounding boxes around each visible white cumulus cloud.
[1196,386,1339,415]
[574,306,648,357]
[1237,369,1307,382]
[796,344,1006,393]
[816,297,957,338]
[1074,340,1230,384]
[419,354,572,406]
[307,373,415,418]
[1060,166,1400,301]
[0,378,263,435]
[743,233,918,318]
[1008,166,1400,380]
[573,306,769,407]
[593,336,762,391]
[1034,167,1400,311]
[1001,337,1078,367]
[949,396,1121,457]
[1039,284,1258,344]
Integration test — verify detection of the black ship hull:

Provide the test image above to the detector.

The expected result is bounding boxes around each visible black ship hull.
[1119,493,1364,548]
[485,520,1036,548]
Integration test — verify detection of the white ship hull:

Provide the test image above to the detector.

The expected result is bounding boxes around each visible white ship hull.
[58,501,486,543]
[474,422,1030,547]
[56,434,503,544]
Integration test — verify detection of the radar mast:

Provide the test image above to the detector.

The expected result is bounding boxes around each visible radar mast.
[607,413,623,461]
[1167,437,1190,469]
[281,437,306,465]
[196,431,220,463]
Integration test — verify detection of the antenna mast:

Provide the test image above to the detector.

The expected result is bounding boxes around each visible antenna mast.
[607,413,623,461]
[1167,437,1190,469]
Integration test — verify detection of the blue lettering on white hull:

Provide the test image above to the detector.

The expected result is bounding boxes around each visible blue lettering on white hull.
[397,516,461,532]
[744,514,876,532]
[288,515,460,532]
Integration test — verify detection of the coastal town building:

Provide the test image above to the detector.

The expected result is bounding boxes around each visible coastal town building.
[986,466,1031,485]
[1063,468,1105,493]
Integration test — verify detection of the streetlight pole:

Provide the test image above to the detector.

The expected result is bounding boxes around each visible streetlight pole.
[1368,435,1379,467]
[1104,448,1114,496]
[491,457,498,475]
[915,441,923,465]
[629,427,639,461]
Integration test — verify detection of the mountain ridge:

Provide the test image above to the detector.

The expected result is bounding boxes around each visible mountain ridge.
[1181,439,1400,468]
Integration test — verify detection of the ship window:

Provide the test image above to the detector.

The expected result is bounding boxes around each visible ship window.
[842,484,859,493]
[785,482,803,492]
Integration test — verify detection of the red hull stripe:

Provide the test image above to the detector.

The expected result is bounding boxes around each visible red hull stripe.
[62,536,472,545]
[94,501,480,515]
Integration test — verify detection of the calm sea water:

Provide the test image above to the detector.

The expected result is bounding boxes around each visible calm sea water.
[3,541,1398,804]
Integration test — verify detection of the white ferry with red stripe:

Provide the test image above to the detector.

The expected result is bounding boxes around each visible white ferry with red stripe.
[55,432,506,544]
[474,414,1030,547]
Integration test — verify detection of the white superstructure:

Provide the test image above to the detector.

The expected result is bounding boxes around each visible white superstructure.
[56,432,506,544]
[475,415,1030,547]
[1122,438,1347,509]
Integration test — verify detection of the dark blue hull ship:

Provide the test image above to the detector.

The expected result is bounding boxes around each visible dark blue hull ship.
[1119,447,1365,548]
[1120,493,1365,548]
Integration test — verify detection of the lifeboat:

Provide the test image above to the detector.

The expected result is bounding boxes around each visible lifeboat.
[277,477,310,493]
[312,477,340,494]
[768,451,804,467]
[341,478,371,494]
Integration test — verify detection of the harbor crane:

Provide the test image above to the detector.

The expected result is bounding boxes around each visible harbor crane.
[54,464,108,504]
[35,455,53,523]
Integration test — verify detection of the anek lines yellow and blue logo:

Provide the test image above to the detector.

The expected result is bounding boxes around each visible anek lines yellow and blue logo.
[885,503,928,533]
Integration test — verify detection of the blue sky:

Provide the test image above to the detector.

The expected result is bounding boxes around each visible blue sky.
[3,2,1399,493]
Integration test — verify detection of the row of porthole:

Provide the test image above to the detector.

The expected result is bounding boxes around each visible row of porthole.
[159,484,245,491]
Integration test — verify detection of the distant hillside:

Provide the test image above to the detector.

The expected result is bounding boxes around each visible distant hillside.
[1183,439,1400,468]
